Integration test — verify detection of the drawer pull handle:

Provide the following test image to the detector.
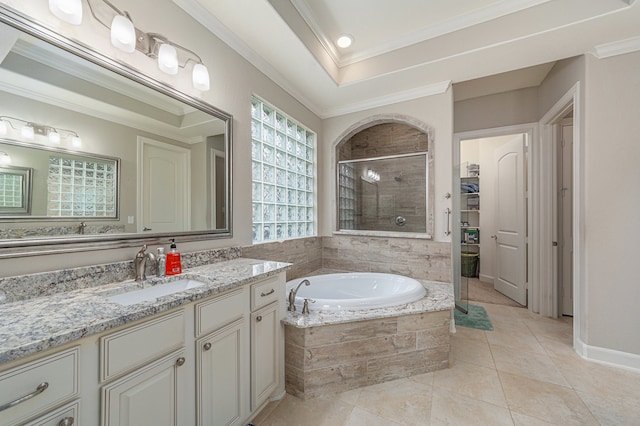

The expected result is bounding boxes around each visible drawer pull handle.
[260,289,275,297]
[0,382,48,412]
[256,315,263,322]
[176,357,186,367]
[59,417,75,426]
[203,342,212,351]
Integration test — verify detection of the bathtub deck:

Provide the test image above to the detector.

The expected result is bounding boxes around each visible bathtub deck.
[283,280,454,399]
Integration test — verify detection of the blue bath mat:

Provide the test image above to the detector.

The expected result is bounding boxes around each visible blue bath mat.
[454,304,493,331]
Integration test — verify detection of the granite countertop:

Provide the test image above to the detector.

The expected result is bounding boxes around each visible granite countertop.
[283,280,454,328]
[0,258,290,365]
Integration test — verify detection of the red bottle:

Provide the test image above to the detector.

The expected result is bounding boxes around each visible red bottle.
[165,239,182,276]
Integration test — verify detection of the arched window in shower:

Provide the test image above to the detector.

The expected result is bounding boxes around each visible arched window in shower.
[336,119,433,236]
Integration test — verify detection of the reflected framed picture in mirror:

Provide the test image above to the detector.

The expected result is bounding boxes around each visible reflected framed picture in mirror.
[0,164,32,215]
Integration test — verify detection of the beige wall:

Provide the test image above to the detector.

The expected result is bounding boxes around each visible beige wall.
[454,87,539,133]
[0,0,321,276]
[583,51,640,355]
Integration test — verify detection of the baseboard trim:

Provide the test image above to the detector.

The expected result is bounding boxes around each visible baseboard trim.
[478,274,494,284]
[575,337,640,372]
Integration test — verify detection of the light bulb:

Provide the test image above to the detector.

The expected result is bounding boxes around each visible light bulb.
[21,124,34,140]
[111,15,136,53]
[0,152,10,164]
[192,63,210,91]
[0,120,7,135]
[48,130,61,144]
[336,35,353,48]
[71,135,82,148]
[49,0,83,25]
[158,43,178,75]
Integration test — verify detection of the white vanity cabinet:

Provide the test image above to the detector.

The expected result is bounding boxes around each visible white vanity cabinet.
[250,275,283,411]
[0,347,79,426]
[0,270,286,426]
[195,288,248,426]
[100,311,187,426]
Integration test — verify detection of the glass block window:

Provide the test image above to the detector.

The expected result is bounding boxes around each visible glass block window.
[338,163,356,229]
[47,156,117,217]
[251,95,315,242]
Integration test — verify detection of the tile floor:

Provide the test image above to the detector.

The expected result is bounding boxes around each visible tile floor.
[252,302,640,425]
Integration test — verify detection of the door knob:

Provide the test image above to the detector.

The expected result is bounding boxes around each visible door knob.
[176,357,186,367]
[491,235,497,240]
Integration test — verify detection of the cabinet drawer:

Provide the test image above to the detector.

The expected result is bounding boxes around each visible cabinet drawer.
[0,348,79,426]
[195,288,245,337]
[22,400,79,426]
[251,275,281,311]
[101,311,185,382]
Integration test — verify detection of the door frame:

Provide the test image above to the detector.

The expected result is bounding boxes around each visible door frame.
[453,123,536,311]
[539,82,582,353]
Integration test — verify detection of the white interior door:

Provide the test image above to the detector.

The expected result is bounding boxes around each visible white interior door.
[138,137,190,233]
[560,121,574,316]
[494,135,527,305]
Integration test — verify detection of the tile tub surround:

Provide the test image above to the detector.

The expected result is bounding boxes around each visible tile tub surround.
[243,235,451,283]
[283,281,454,399]
[0,246,241,304]
[0,257,289,364]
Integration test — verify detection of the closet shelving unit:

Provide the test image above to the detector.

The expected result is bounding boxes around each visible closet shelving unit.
[460,163,480,278]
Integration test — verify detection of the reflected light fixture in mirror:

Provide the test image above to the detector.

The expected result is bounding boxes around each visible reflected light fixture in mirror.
[48,0,83,25]
[0,116,81,147]
[48,0,211,91]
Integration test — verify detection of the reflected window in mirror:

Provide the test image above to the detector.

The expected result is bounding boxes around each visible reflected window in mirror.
[47,155,117,217]
[0,165,32,215]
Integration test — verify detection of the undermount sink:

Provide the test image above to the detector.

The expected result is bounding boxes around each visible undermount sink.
[106,279,206,306]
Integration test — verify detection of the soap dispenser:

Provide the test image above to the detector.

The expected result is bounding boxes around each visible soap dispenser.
[157,247,166,277]
[166,239,182,276]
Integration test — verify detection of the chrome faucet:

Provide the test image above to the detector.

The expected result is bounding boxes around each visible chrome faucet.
[288,279,311,312]
[134,245,156,281]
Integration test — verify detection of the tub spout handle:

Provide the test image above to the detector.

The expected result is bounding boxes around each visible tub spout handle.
[302,298,315,315]
[288,279,311,312]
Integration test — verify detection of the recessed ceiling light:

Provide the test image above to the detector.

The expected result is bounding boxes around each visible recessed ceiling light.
[336,35,353,49]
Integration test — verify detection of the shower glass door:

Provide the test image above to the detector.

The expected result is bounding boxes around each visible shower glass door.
[453,142,469,313]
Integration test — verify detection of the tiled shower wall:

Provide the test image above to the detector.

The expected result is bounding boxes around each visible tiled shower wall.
[242,235,451,283]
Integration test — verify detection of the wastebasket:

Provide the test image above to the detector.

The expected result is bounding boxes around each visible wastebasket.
[461,252,479,278]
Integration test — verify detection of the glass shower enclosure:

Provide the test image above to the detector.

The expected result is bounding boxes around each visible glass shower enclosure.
[337,153,428,233]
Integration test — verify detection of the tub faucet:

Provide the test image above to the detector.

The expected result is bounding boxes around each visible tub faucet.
[288,279,311,312]
[134,245,156,281]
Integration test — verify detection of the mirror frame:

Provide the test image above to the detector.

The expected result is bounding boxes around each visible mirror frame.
[0,6,233,258]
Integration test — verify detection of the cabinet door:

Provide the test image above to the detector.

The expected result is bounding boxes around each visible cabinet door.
[196,318,246,426]
[101,349,187,426]
[251,301,279,411]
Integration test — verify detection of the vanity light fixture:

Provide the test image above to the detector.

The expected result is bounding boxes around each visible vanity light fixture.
[62,0,212,91]
[0,151,11,164]
[0,116,81,147]
[48,0,83,26]
[336,34,353,49]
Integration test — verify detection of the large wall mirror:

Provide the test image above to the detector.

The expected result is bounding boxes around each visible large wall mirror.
[0,6,232,257]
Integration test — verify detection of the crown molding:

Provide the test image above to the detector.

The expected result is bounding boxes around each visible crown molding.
[591,35,640,59]
[293,0,551,67]
[172,0,324,117]
[321,80,451,119]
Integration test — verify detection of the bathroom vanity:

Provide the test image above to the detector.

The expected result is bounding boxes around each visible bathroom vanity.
[0,258,289,426]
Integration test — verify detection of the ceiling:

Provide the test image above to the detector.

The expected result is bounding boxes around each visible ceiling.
[174,0,640,118]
